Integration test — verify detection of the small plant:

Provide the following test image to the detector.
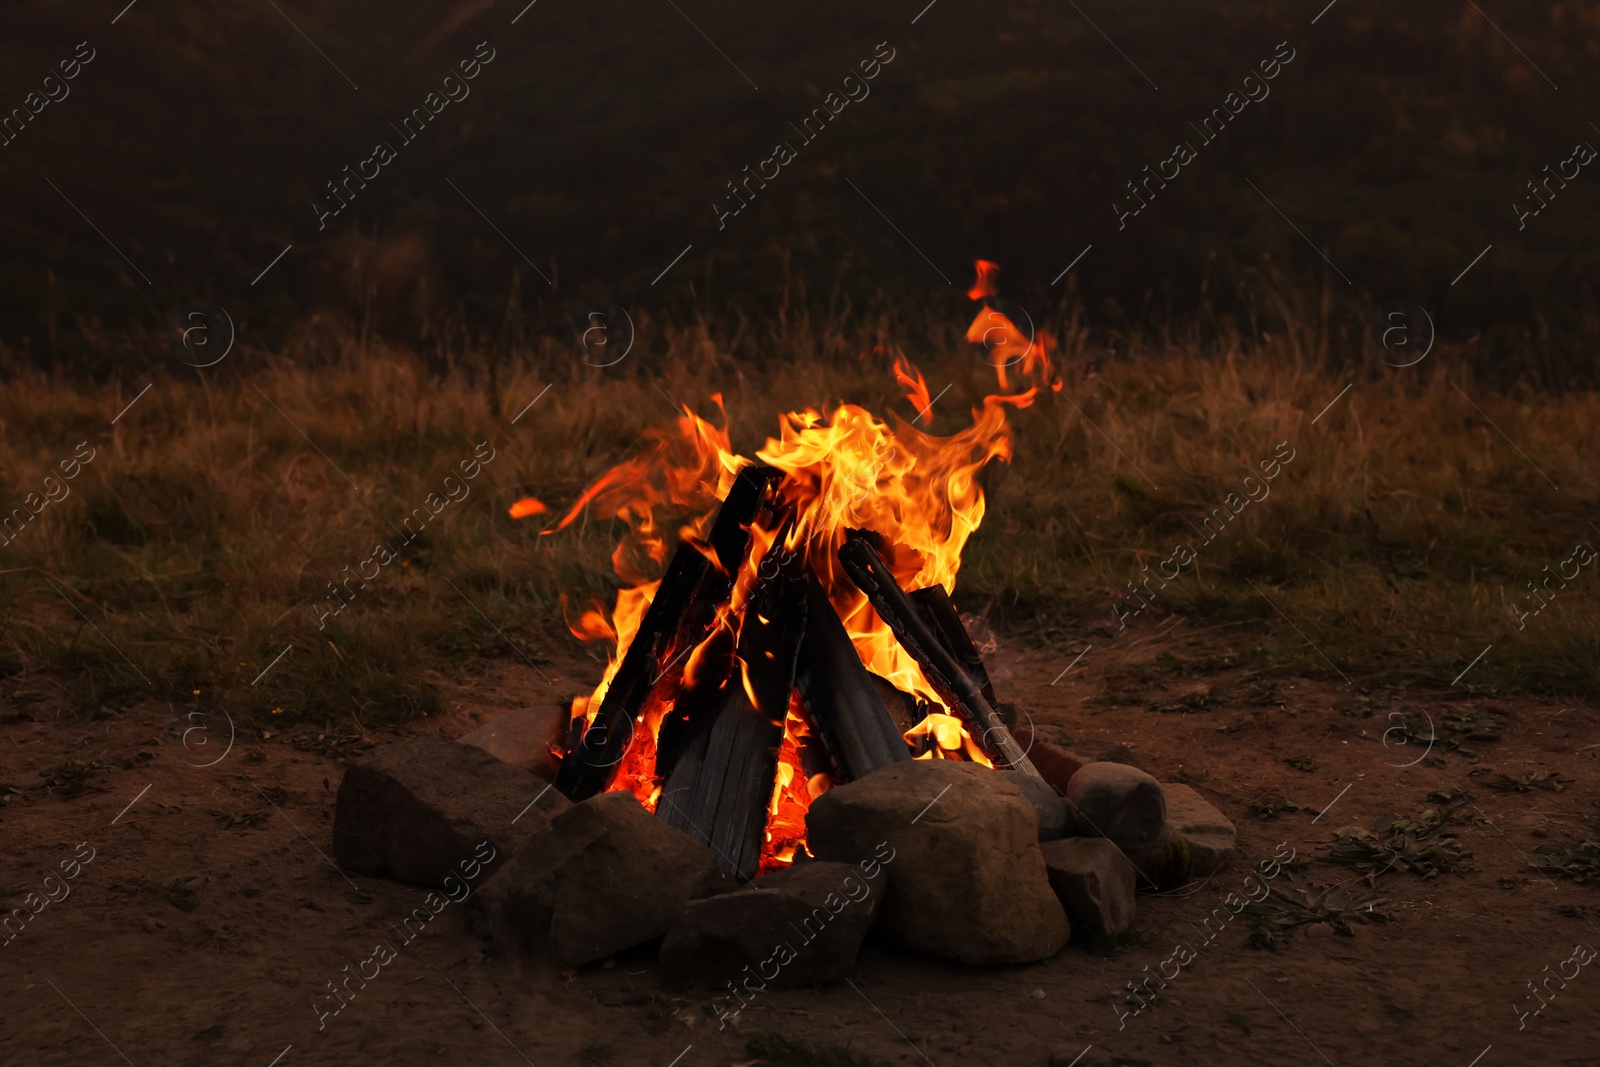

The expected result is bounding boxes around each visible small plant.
[1467,768,1569,793]
[1243,882,1392,949]
[1531,840,1600,883]
[1386,707,1502,760]
[1247,793,1302,820]
[1324,799,1476,884]
[41,758,106,799]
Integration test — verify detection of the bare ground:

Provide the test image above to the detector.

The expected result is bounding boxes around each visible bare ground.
[3,623,1597,1067]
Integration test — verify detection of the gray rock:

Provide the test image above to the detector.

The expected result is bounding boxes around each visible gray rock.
[1000,770,1071,840]
[466,791,726,967]
[1118,825,1194,892]
[1065,762,1166,847]
[456,705,572,780]
[1040,837,1137,942]
[659,860,884,989]
[806,760,1070,965]
[332,735,568,889]
[1161,783,1237,876]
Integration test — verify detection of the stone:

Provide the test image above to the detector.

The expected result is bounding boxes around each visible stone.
[1161,783,1237,876]
[466,791,726,968]
[333,735,568,889]
[659,860,884,989]
[456,704,572,780]
[1065,762,1166,847]
[999,770,1071,840]
[1040,837,1137,942]
[805,760,1070,965]
[1118,825,1194,892]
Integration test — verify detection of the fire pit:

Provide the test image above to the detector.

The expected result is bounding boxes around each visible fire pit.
[332,266,1239,975]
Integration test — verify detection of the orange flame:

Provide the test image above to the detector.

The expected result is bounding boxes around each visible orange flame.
[764,689,820,871]
[891,354,935,426]
[508,496,548,519]
[967,258,1001,301]
[562,593,617,643]
[906,711,991,764]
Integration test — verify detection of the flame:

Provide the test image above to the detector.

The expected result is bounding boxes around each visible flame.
[906,711,992,765]
[508,496,548,519]
[540,263,1056,862]
[967,258,1001,301]
[961,258,1063,396]
[763,689,820,871]
[891,354,935,426]
[966,309,1062,395]
[561,594,618,645]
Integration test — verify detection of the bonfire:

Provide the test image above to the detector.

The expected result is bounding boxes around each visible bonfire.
[511,263,1061,877]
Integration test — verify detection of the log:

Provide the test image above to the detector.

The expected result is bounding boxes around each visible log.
[910,584,997,706]
[796,575,912,781]
[869,672,923,736]
[657,535,808,879]
[653,466,788,777]
[555,465,783,799]
[650,616,736,781]
[836,532,1042,779]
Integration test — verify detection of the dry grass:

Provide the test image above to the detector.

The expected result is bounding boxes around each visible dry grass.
[1,309,1595,730]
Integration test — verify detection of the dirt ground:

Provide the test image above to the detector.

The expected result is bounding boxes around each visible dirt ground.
[3,623,1597,1067]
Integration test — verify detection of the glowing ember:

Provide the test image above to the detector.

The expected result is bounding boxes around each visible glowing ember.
[517,263,1058,870]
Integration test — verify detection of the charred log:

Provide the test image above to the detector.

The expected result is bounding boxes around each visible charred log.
[795,575,912,782]
[910,584,997,706]
[555,465,783,799]
[836,532,1042,779]
[868,672,922,736]
[657,538,808,879]
[654,469,790,777]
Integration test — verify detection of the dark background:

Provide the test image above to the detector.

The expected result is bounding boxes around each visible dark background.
[2,0,1596,386]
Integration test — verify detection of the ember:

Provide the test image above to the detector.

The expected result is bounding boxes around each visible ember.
[513,264,1062,878]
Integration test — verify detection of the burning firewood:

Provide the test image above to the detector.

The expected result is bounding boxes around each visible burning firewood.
[910,583,998,707]
[555,466,784,800]
[795,573,912,782]
[836,531,1042,779]
[657,527,809,879]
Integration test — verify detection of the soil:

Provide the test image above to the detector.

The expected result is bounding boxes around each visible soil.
[3,622,1597,1067]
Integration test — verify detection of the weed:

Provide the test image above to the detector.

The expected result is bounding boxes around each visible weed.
[41,758,106,799]
[1247,793,1302,820]
[1531,840,1600,883]
[1467,769,1570,793]
[1324,798,1477,884]
[1243,882,1392,949]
